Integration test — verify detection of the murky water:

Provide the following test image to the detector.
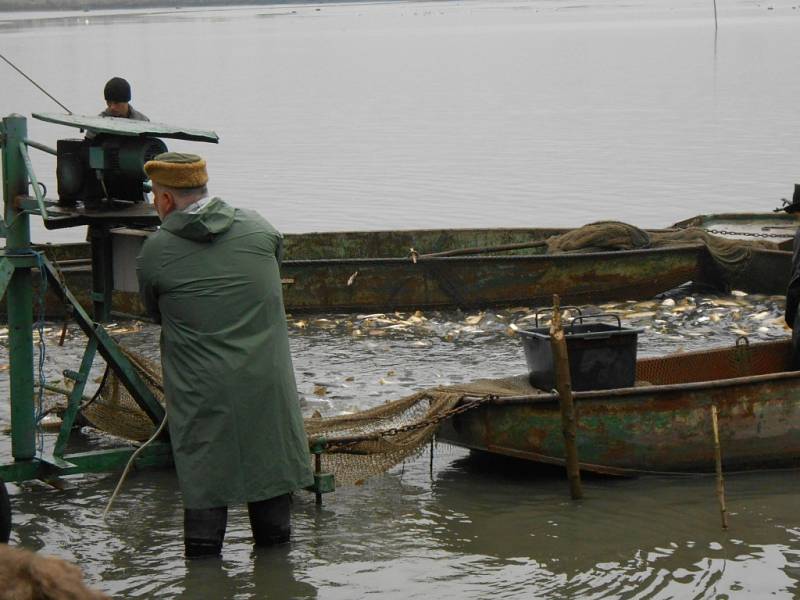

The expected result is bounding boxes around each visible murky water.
[2,292,799,598]
[3,0,800,597]
[2,0,800,244]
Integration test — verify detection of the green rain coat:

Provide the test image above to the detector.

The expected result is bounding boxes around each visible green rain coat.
[136,197,313,509]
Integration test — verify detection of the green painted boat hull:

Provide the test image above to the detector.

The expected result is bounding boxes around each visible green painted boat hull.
[9,212,796,317]
[437,339,800,473]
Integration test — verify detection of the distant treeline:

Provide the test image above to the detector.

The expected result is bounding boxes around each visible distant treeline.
[0,0,359,11]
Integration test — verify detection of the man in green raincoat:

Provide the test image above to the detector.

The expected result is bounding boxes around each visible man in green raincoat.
[136,152,313,558]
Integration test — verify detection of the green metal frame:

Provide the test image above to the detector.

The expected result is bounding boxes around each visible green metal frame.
[0,114,171,484]
[0,114,334,500]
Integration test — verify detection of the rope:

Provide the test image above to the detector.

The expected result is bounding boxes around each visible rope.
[102,413,168,520]
[102,345,168,520]
[0,51,73,114]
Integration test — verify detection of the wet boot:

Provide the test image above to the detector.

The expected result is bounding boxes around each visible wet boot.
[248,494,291,547]
[184,506,228,559]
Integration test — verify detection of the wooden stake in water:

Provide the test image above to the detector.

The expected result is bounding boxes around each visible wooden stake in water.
[550,294,583,500]
[711,405,729,529]
[713,0,718,30]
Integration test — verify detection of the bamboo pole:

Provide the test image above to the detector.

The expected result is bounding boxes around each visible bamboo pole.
[710,405,728,529]
[550,294,583,500]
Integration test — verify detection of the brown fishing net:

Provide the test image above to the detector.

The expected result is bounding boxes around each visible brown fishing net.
[545,221,778,278]
[81,350,166,443]
[80,347,502,485]
[304,390,464,484]
[544,221,652,253]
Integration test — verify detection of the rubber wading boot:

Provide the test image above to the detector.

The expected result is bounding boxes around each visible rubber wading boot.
[184,506,228,558]
[248,494,291,546]
[0,478,10,544]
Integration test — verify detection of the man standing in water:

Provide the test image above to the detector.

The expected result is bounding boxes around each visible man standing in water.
[99,77,149,121]
[136,152,313,559]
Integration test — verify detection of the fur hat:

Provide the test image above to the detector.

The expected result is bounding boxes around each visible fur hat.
[0,544,110,600]
[104,77,131,103]
[144,152,209,189]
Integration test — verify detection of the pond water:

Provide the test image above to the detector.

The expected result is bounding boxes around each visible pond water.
[1,0,800,244]
[2,292,800,598]
[3,0,800,597]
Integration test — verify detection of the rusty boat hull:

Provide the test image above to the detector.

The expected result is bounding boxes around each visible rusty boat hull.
[24,233,789,318]
[16,211,796,317]
[437,339,800,473]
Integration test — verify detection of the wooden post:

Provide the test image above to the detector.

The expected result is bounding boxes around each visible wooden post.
[315,452,323,505]
[550,294,583,500]
[711,405,728,529]
[713,0,718,30]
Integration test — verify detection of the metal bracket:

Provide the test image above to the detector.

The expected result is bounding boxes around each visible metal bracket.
[39,454,77,470]
[307,440,335,503]
[40,256,166,426]
[17,141,49,219]
[0,258,12,299]
[310,472,335,495]
[54,338,98,457]
[62,370,85,383]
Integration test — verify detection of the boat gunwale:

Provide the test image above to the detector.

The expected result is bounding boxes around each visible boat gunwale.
[280,243,710,266]
[671,211,800,227]
[455,340,798,407]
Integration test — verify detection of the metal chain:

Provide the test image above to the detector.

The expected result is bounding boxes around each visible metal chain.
[381,394,494,437]
[704,228,793,240]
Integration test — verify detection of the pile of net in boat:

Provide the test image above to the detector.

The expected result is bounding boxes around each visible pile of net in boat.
[81,347,527,485]
[544,221,779,278]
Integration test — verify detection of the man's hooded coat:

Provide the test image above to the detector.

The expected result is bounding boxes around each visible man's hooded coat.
[137,197,313,508]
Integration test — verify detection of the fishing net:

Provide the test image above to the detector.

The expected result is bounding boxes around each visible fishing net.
[80,347,496,485]
[544,221,779,279]
[81,350,166,443]
[544,221,652,253]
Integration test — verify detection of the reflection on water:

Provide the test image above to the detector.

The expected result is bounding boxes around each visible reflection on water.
[1,291,798,597]
[2,0,800,245]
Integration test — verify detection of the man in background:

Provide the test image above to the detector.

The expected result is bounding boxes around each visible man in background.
[136,152,313,559]
[100,76,148,121]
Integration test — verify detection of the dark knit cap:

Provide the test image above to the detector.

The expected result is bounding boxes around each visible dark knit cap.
[104,77,132,103]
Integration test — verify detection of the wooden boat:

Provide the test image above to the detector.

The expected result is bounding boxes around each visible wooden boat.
[436,339,800,474]
[23,211,798,317]
[673,211,797,296]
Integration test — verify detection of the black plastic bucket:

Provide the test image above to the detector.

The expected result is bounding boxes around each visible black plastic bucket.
[518,314,642,391]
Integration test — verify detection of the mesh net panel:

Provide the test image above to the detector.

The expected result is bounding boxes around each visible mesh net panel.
[81,347,473,485]
[81,340,792,483]
[81,349,166,443]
